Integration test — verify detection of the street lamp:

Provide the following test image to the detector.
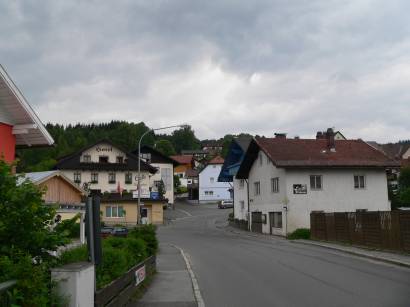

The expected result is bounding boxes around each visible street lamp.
[137,124,188,224]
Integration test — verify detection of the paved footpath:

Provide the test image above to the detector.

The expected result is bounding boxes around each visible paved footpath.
[132,244,197,307]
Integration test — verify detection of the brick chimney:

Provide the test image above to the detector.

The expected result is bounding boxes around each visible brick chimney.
[316,131,324,139]
[326,128,336,152]
[274,133,287,139]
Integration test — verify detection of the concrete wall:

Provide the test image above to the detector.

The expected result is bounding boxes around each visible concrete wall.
[233,178,248,221]
[199,164,231,203]
[285,168,390,233]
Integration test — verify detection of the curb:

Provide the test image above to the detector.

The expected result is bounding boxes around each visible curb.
[293,240,410,269]
[171,244,205,307]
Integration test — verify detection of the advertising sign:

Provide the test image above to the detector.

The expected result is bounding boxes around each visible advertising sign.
[150,191,160,200]
[133,188,150,198]
[293,184,307,194]
[135,265,146,285]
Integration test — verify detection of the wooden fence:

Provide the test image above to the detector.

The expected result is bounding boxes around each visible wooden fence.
[310,211,410,253]
[95,255,156,307]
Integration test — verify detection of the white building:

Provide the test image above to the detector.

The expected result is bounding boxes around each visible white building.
[55,140,157,196]
[136,145,179,204]
[199,156,232,203]
[217,137,252,221]
[236,131,398,236]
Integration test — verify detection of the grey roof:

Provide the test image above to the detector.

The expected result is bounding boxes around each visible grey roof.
[19,170,58,184]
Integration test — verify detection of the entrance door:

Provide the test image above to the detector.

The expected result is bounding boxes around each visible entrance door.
[251,212,263,233]
[269,212,283,235]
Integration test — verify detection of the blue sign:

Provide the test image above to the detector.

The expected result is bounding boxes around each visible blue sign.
[150,192,160,200]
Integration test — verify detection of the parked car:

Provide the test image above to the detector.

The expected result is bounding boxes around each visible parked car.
[112,227,128,237]
[101,227,114,238]
[218,200,233,209]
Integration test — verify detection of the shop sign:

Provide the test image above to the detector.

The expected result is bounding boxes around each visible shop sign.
[293,184,307,194]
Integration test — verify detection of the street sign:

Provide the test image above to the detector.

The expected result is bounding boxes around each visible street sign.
[135,265,146,285]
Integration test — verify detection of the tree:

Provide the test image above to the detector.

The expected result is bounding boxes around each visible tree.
[398,167,410,206]
[0,160,65,260]
[155,139,176,156]
[170,125,201,153]
[157,180,166,200]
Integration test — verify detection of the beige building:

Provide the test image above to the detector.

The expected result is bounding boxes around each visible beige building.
[19,170,85,220]
[55,140,157,196]
[100,194,165,226]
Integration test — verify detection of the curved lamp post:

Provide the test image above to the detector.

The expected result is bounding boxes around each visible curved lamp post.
[137,124,187,224]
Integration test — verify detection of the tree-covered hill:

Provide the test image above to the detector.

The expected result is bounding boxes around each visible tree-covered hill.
[16,121,201,172]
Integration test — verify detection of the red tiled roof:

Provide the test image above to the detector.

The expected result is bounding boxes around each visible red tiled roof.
[170,154,193,164]
[208,155,224,164]
[185,169,199,177]
[256,138,398,168]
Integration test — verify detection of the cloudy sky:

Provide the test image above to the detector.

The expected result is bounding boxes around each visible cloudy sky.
[1,0,409,142]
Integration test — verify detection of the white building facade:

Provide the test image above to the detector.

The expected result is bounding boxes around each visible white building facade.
[237,134,398,236]
[56,141,156,196]
[199,157,232,203]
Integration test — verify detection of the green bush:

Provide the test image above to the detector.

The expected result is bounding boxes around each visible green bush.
[54,214,81,239]
[176,186,188,194]
[129,225,158,256]
[287,228,311,240]
[58,245,88,265]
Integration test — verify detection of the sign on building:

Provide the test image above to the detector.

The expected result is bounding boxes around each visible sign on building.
[293,184,307,194]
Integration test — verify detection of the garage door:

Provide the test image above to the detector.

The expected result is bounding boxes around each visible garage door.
[251,212,263,233]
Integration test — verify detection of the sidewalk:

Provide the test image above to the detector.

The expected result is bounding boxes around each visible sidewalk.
[293,239,410,268]
[132,244,197,307]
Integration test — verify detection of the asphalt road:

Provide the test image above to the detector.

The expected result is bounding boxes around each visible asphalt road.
[159,200,410,307]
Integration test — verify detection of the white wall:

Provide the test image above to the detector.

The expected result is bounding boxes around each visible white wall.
[247,151,287,235]
[82,142,125,163]
[199,164,231,203]
[150,162,174,203]
[403,147,410,159]
[61,170,151,193]
[233,177,248,220]
[285,168,390,233]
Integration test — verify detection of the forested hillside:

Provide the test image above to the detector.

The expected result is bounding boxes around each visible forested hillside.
[16,121,201,172]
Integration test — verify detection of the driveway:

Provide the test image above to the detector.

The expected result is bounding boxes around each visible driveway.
[158,199,410,307]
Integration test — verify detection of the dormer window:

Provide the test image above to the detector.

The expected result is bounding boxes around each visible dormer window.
[83,154,91,163]
[116,156,124,164]
[99,156,109,163]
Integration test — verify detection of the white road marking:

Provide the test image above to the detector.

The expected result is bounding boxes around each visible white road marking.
[171,244,205,307]
[177,208,193,217]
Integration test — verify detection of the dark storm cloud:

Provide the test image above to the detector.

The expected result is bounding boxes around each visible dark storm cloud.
[1,0,409,141]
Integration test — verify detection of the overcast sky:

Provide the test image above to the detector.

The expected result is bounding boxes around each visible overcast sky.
[1,0,409,142]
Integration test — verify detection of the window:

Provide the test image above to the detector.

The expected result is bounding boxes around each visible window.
[210,177,214,183]
[259,153,263,166]
[125,172,132,184]
[205,191,209,195]
[271,212,282,228]
[105,205,125,218]
[73,172,81,183]
[116,156,124,163]
[99,156,109,163]
[83,155,91,162]
[154,180,162,189]
[108,172,116,184]
[209,191,214,196]
[354,175,366,189]
[91,172,98,183]
[254,181,261,195]
[240,200,245,210]
[271,177,279,193]
[310,175,322,190]
[239,179,245,189]
[141,153,151,160]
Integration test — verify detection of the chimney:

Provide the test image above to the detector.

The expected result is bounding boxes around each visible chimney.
[316,131,324,139]
[326,128,336,152]
[274,133,287,139]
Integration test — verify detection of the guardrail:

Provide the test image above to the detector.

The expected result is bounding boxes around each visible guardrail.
[95,255,156,307]
[0,280,17,307]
